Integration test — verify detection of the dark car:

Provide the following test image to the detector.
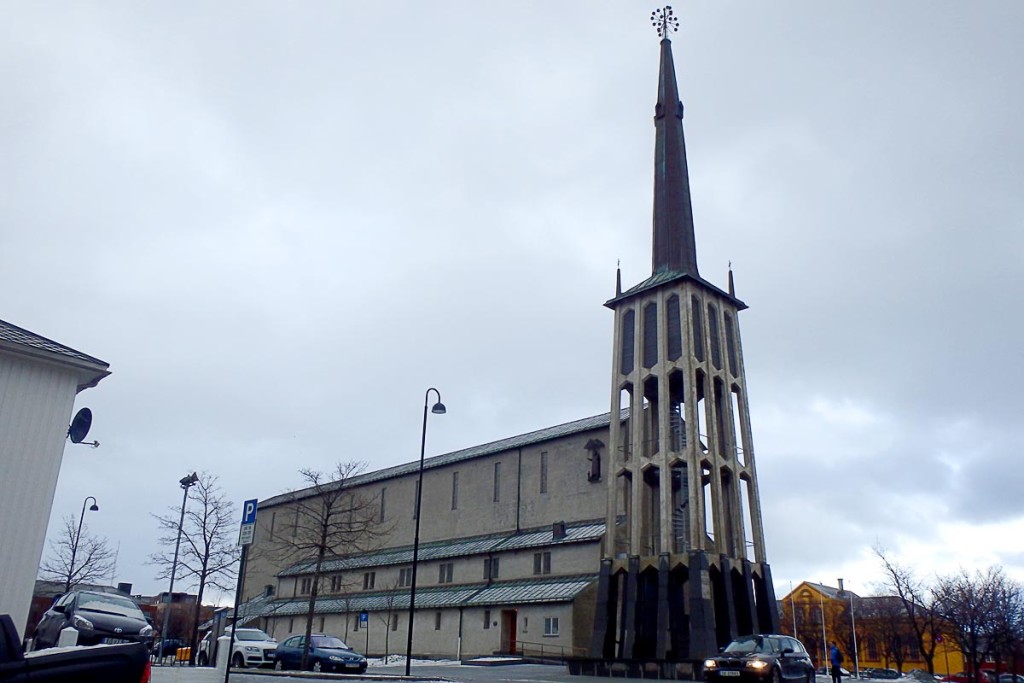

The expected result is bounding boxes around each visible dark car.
[704,634,816,683]
[32,590,154,650]
[151,637,185,659]
[273,633,367,673]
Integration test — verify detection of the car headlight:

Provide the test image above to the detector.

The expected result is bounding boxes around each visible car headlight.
[328,655,343,661]
[71,615,94,630]
[140,625,154,637]
[705,660,718,669]
[748,660,770,670]
[245,646,260,652]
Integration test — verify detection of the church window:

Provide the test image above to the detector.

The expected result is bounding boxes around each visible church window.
[493,462,501,502]
[643,302,658,368]
[691,296,705,362]
[621,309,635,374]
[667,294,682,361]
[544,617,560,636]
[533,551,552,575]
[379,487,386,522]
[540,451,548,493]
[708,303,722,370]
[451,471,459,510]
[438,562,454,583]
[724,312,739,377]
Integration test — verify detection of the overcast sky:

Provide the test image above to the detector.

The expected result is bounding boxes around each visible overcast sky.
[3,2,1022,603]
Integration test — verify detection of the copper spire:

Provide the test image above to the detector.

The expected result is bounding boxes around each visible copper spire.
[651,6,699,277]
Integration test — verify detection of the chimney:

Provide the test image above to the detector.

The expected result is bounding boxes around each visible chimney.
[117,582,132,595]
[264,584,275,598]
[553,521,567,540]
[837,578,844,593]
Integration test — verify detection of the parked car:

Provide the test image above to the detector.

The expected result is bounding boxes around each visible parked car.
[32,590,154,650]
[273,633,367,673]
[151,637,185,659]
[703,634,816,683]
[3,613,150,683]
[998,675,1024,683]
[196,626,277,668]
[860,669,902,680]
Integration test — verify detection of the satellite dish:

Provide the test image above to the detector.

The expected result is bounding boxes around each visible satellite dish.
[68,408,93,444]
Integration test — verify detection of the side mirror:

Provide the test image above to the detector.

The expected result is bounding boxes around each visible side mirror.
[51,604,66,614]
[782,647,794,654]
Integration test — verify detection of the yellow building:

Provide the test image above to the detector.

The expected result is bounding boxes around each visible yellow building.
[777,581,963,676]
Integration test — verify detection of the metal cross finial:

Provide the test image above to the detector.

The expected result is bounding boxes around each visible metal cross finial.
[650,6,680,38]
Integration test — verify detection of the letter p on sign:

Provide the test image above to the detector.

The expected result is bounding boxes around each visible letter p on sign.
[242,499,258,525]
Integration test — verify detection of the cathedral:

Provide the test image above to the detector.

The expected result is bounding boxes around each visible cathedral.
[240,13,777,676]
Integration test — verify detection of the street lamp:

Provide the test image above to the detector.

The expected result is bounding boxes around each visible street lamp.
[158,472,199,660]
[839,579,860,679]
[405,388,446,676]
[66,496,99,592]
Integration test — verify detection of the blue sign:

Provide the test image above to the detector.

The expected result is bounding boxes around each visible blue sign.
[241,499,259,525]
[359,611,368,624]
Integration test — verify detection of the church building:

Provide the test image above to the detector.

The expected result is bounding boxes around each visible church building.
[239,13,776,673]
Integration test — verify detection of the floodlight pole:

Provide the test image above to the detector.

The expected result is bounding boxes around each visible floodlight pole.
[158,473,199,662]
[405,388,445,676]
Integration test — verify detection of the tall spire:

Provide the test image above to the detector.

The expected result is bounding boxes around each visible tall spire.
[651,7,699,277]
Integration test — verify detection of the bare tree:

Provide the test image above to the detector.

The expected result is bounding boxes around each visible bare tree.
[859,595,917,671]
[934,566,1006,683]
[375,578,404,663]
[39,515,116,592]
[261,461,388,670]
[874,544,944,673]
[150,474,239,664]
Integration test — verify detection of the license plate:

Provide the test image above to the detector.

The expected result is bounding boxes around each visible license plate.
[720,671,740,677]
[102,637,130,645]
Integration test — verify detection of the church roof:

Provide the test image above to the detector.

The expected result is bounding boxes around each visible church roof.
[278,520,605,577]
[239,573,599,618]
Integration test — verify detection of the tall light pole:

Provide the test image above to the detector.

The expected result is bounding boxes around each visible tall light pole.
[839,578,860,679]
[66,496,99,592]
[405,388,446,676]
[159,472,199,660]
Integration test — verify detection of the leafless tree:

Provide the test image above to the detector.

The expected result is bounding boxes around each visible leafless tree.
[858,595,917,671]
[39,515,116,592]
[934,566,1009,683]
[150,474,239,664]
[261,461,389,670]
[375,578,404,663]
[874,544,945,673]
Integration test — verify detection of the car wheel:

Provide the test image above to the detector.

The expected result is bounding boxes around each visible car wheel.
[275,660,284,671]
[359,665,368,674]
[312,660,323,672]
[808,671,816,683]
[197,652,208,667]
[771,667,782,683]
[232,652,245,668]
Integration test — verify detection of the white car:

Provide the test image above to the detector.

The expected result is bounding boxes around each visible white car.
[196,627,277,668]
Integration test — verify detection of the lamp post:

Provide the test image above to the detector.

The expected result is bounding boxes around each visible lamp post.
[66,496,99,592]
[839,579,860,679]
[158,472,199,660]
[405,388,446,676]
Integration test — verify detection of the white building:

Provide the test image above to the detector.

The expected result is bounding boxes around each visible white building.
[0,319,109,637]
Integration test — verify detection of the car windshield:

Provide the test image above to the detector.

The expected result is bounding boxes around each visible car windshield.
[312,636,349,649]
[77,592,144,619]
[235,629,273,641]
[723,636,768,655]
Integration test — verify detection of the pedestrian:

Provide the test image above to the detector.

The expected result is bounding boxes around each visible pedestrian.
[830,642,844,683]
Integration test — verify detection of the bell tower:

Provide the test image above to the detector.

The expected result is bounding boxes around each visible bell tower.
[589,8,779,668]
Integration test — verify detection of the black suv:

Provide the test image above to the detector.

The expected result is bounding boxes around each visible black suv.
[704,634,816,683]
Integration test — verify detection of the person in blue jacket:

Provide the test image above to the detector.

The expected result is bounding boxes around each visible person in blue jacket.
[830,642,844,683]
